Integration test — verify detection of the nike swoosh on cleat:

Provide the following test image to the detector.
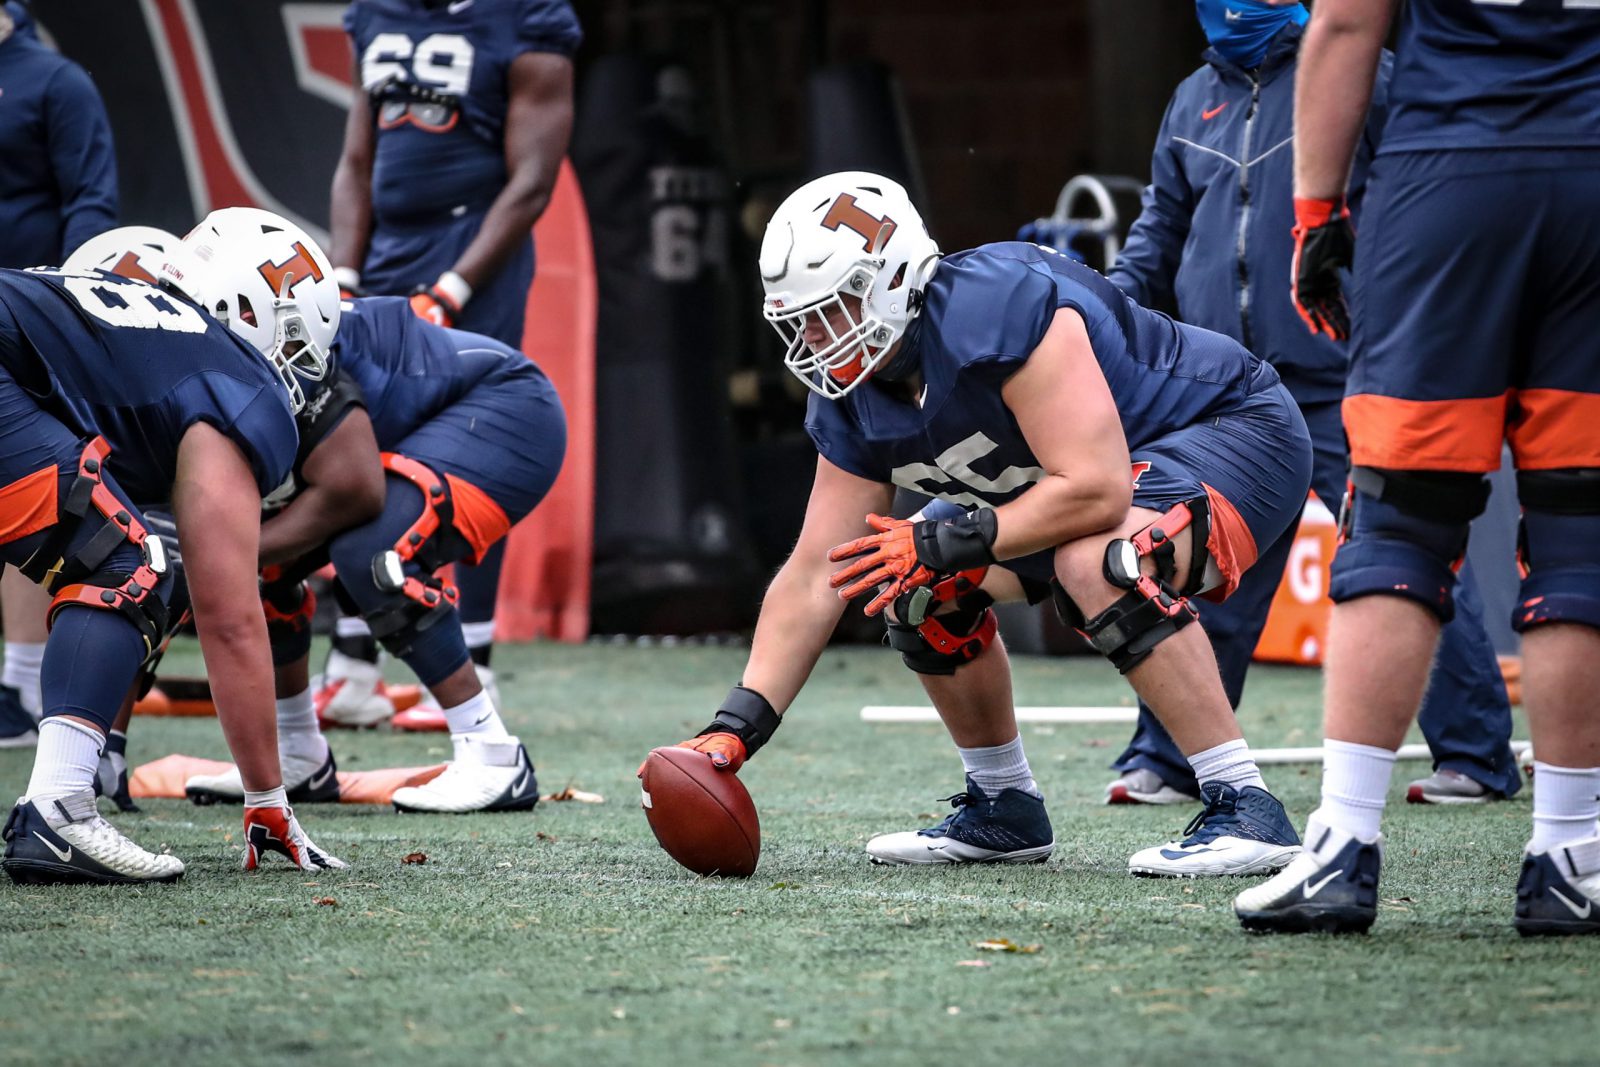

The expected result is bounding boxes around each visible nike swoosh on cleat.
[1549,887,1594,919]
[511,769,531,794]
[308,765,334,790]
[32,832,71,863]
[1302,869,1345,899]
[1160,847,1218,860]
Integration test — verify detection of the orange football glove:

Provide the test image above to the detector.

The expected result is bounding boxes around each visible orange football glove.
[409,284,461,328]
[827,514,934,616]
[676,732,748,772]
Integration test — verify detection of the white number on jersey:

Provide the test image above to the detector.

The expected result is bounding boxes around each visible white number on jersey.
[361,33,475,95]
[889,432,1046,509]
[58,273,208,334]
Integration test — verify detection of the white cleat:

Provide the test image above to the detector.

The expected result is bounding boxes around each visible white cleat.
[1105,768,1199,806]
[391,735,539,814]
[313,650,396,728]
[3,791,184,885]
[1127,783,1301,878]
[185,744,340,806]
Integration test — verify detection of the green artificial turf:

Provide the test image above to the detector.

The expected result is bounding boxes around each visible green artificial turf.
[0,639,1591,1067]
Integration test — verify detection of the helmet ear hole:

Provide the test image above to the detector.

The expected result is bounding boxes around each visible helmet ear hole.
[236,295,258,327]
[886,264,907,291]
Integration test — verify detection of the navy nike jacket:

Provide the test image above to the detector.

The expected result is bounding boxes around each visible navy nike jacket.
[1107,24,1390,405]
[0,1,117,268]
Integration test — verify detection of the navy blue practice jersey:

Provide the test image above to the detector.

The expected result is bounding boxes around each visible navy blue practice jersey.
[346,0,581,225]
[1383,0,1600,153]
[332,296,547,449]
[0,268,298,505]
[804,243,1279,509]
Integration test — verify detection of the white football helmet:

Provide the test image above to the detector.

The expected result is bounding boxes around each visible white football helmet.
[161,208,338,414]
[759,171,940,399]
[62,226,178,283]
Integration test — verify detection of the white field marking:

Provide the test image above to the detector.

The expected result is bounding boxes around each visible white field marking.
[862,706,1137,724]
[862,707,1531,765]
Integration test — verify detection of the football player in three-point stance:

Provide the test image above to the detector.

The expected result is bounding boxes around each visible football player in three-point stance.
[159,210,566,815]
[1236,0,1600,936]
[0,221,346,885]
[322,0,581,726]
[660,171,1313,877]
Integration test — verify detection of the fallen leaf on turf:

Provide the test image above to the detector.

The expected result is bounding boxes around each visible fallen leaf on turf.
[773,1019,793,1030]
[314,897,337,907]
[955,960,991,968]
[495,861,513,868]
[975,939,1041,954]
[402,852,428,865]
[536,832,556,842]
[542,786,605,804]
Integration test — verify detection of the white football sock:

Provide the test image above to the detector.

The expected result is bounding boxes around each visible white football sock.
[442,689,508,741]
[3,640,44,717]
[25,717,103,803]
[1314,738,1395,842]
[461,619,496,651]
[958,736,1040,798]
[334,616,372,639]
[244,785,289,809]
[1530,762,1600,854]
[1188,738,1267,793]
[275,688,326,764]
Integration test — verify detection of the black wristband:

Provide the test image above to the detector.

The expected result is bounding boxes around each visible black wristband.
[914,507,998,572]
[695,685,782,759]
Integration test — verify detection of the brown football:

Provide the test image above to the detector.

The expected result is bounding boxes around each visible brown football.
[639,746,760,878]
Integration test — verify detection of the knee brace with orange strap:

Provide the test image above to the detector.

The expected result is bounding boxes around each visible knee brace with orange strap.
[17,437,171,663]
[362,453,462,651]
[885,567,998,675]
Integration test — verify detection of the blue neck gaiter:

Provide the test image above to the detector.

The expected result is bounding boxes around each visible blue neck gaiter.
[1196,0,1307,69]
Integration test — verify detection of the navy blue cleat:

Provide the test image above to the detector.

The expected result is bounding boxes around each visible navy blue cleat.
[866,777,1054,864]
[3,792,184,885]
[1234,815,1382,934]
[1128,782,1301,877]
[0,685,38,749]
[1514,837,1600,937]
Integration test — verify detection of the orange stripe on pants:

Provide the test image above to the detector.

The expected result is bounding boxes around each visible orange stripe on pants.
[1343,392,1509,472]
[443,474,511,565]
[0,466,58,545]
[1509,389,1600,470]
[1198,483,1258,603]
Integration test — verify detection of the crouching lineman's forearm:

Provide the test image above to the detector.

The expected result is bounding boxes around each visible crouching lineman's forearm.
[675,559,847,773]
[989,472,1132,560]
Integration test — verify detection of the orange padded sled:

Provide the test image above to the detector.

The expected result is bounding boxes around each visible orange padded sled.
[129,754,447,804]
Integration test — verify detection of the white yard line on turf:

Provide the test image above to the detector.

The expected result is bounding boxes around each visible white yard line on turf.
[861,706,1531,764]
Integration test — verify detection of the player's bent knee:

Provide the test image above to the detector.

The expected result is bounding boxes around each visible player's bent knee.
[1513,469,1600,632]
[1328,469,1484,622]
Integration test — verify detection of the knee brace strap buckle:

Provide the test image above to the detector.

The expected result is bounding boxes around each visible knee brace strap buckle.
[365,548,459,644]
[1104,497,1211,596]
[381,452,457,572]
[895,566,990,627]
[886,603,998,676]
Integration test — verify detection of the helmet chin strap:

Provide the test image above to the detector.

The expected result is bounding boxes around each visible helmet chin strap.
[872,339,915,383]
